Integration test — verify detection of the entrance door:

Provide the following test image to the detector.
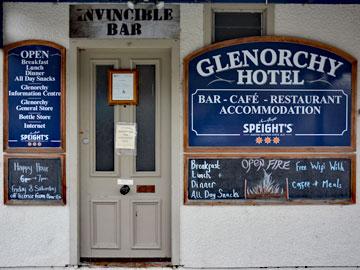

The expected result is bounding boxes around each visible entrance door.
[80,48,171,258]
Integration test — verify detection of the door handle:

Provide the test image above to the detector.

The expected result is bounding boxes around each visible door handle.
[120,185,130,195]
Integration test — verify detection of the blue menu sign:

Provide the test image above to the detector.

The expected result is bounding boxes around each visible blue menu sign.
[4,40,65,151]
[184,37,356,150]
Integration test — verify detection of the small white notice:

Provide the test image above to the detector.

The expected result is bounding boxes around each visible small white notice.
[108,69,138,105]
[115,122,137,155]
[112,73,134,101]
[117,179,134,186]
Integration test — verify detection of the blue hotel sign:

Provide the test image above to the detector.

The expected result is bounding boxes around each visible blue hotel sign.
[184,37,357,151]
[4,40,66,151]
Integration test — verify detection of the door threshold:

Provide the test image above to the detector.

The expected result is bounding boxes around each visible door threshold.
[80,257,172,268]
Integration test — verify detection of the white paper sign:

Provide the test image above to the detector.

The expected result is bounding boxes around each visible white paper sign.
[112,73,134,101]
[115,122,137,150]
[117,179,134,186]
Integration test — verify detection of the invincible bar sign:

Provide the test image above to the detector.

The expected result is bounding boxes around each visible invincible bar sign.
[70,4,180,39]
[184,37,357,151]
[4,40,66,152]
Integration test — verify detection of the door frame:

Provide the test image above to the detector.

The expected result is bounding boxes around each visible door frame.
[68,39,181,265]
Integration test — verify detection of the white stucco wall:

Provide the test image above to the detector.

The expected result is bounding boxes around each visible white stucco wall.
[1,3,70,267]
[180,4,360,269]
[1,2,360,268]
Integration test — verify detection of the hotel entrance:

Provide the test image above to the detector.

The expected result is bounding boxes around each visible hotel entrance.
[79,48,171,259]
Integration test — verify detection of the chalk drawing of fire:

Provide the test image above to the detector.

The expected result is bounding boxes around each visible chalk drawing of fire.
[246,170,285,199]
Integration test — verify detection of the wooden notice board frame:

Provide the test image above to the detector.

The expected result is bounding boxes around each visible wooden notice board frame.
[183,36,357,153]
[4,154,66,205]
[108,69,139,105]
[184,153,356,206]
[3,40,66,153]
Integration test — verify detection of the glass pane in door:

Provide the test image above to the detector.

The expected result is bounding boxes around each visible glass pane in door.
[136,65,156,172]
[96,65,115,172]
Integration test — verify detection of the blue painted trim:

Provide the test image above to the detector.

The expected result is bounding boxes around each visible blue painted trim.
[3,0,360,3]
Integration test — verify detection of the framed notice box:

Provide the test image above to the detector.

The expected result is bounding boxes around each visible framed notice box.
[108,69,138,105]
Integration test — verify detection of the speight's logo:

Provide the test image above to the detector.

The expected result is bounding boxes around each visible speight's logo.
[21,131,49,147]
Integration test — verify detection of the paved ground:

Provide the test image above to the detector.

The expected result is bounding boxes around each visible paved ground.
[1,267,360,270]
[0,268,170,270]
[1,266,360,270]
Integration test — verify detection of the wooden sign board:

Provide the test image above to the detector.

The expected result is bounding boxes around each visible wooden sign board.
[4,154,66,205]
[184,154,356,205]
[3,40,66,152]
[184,36,357,152]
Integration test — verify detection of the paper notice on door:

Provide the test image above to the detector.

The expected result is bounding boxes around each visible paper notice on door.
[115,122,137,150]
[112,73,134,101]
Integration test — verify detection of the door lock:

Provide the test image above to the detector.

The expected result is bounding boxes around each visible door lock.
[120,185,130,195]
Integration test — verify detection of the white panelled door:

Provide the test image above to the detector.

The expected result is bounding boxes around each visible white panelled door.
[80,48,171,258]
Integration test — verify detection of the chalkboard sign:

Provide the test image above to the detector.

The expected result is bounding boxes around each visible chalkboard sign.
[3,40,66,152]
[185,154,355,205]
[184,36,357,151]
[4,154,66,205]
